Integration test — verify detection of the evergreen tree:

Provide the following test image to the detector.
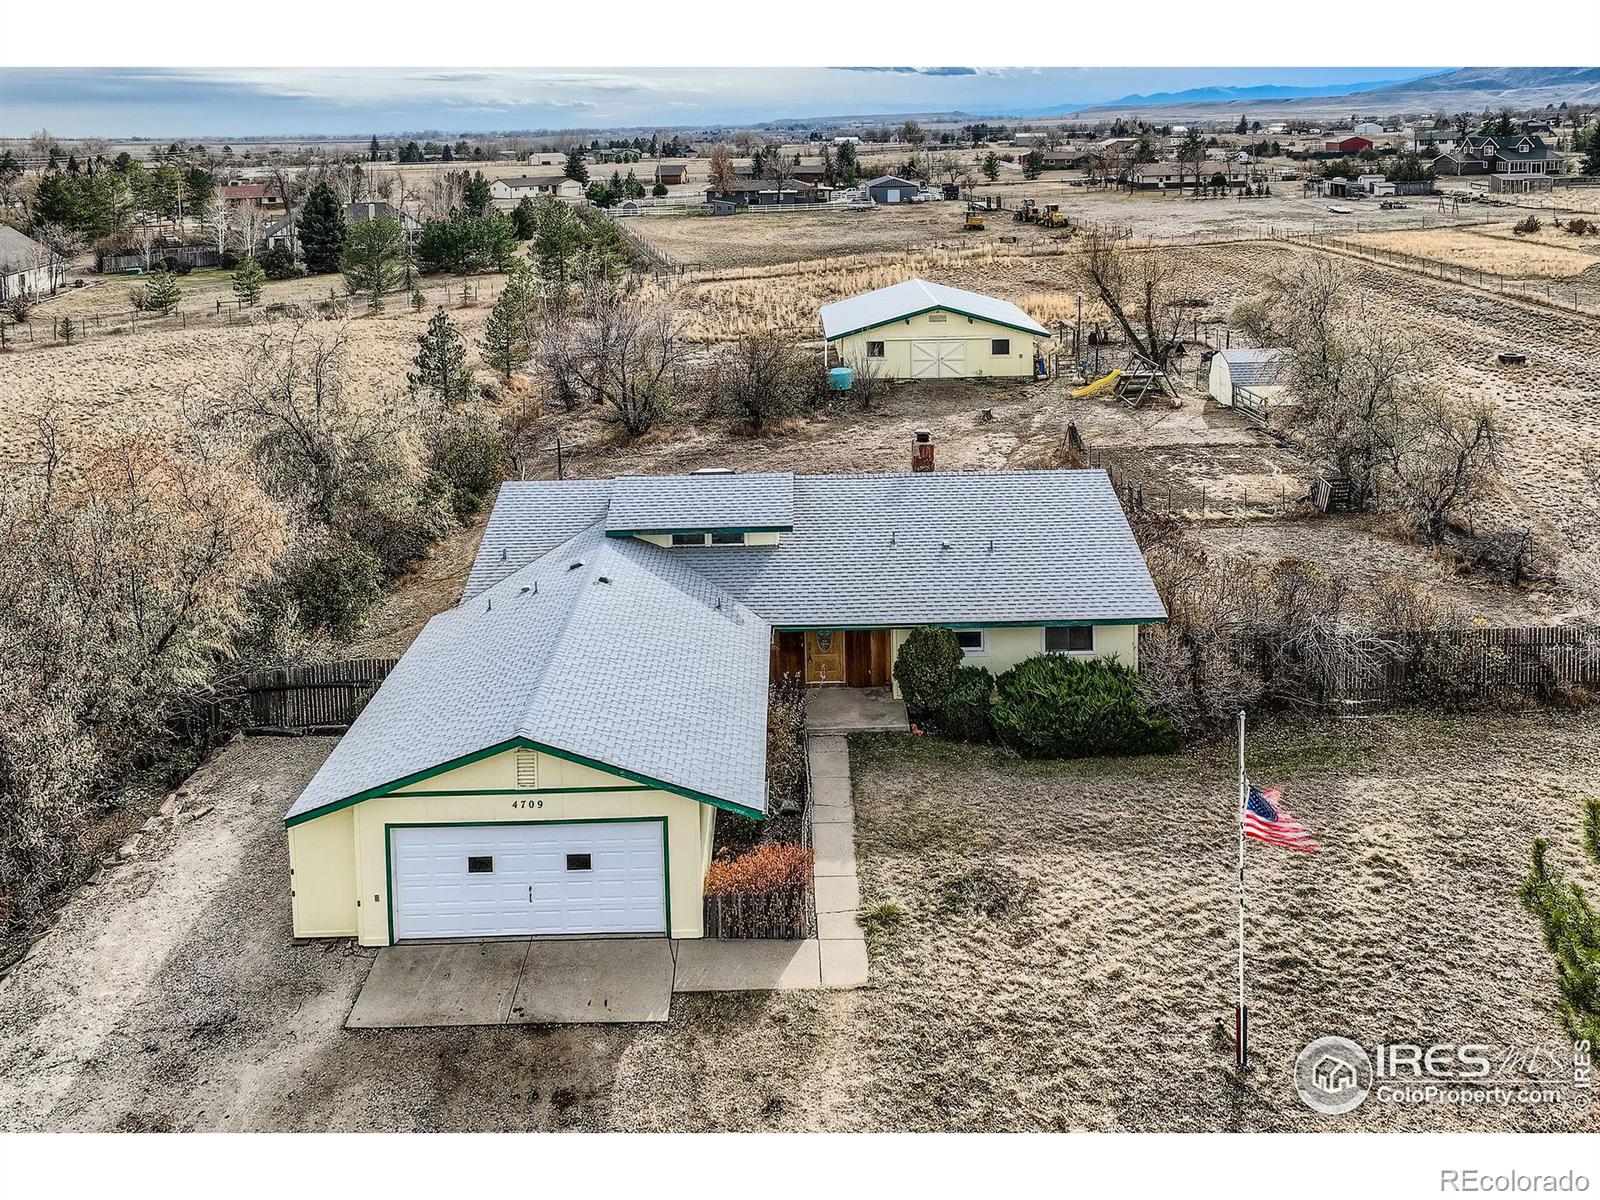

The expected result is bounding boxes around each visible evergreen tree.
[511,196,539,239]
[141,270,183,316]
[479,265,537,383]
[231,256,265,307]
[463,170,492,216]
[1022,149,1044,180]
[481,211,518,271]
[530,198,580,293]
[1583,123,1600,176]
[341,216,407,310]
[297,182,347,274]
[368,135,381,162]
[1520,799,1600,1046]
[409,307,472,404]
[981,152,1000,182]
[564,148,589,183]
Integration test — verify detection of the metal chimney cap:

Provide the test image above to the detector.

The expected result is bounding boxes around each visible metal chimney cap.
[914,429,932,443]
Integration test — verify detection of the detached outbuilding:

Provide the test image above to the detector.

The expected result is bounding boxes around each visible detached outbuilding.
[821,278,1050,380]
[1209,348,1294,415]
[864,175,920,204]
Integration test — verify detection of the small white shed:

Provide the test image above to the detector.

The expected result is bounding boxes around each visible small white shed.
[1209,349,1293,407]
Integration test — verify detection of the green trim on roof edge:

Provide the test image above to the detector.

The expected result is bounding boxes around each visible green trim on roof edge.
[285,736,764,829]
[824,303,1052,343]
[603,525,791,537]
[769,617,1163,632]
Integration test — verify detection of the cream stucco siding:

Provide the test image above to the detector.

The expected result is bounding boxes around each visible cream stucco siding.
[286,746,718,945]
[830,307,1042,380]
[887,623,1141,697]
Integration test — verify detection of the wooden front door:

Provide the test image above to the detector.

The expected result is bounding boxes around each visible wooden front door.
[804,630,846,685]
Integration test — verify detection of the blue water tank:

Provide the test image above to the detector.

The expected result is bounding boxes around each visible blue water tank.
[828,366,855,391]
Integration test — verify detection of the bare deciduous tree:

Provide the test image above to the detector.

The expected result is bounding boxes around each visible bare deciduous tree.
[540,285,690,436]
[1077,232,1183,370]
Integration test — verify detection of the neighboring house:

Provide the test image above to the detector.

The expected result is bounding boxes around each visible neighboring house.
[263,201,420,251]
[284,463,1165,946]
[217,182,286,216]
[864,175,920,204]
[703,184,833,206]
[488,172,582,201]
[1434,134,1560,190]
[1209,348,1293,412]
[1352,122,1385,136]
[821,278,1051,380]
[0,226,65,300]
[1414,129,1458,153]
[654,161,690,186]
[1324,135,1374,154]
[1129,161,1247,189]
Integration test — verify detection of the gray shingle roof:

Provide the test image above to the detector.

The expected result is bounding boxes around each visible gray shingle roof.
[1217,348,1291,389]
[820,278,1052,341]
[0,225,49,275]
[287,525,772,824]
[469,469,1166,627]
[606,472,795,534]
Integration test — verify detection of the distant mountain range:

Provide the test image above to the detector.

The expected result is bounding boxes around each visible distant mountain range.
[1017,77,1426,117]
[1035,67,1600,120]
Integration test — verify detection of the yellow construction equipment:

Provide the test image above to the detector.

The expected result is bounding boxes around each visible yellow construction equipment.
[964,209,986,231]
[1071,369,1121,399]
[1013,197,1040,223]
[1038,203,1070,229]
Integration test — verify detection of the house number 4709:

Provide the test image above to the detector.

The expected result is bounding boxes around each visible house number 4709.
[511,798,544,810]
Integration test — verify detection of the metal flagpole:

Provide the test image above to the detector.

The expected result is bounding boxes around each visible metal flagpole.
[1236,708,1249,1070]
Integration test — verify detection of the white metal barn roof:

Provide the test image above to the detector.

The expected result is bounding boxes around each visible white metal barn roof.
[819,278,1052,342]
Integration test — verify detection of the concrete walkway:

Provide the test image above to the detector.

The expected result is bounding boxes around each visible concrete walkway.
[805,686,910,736]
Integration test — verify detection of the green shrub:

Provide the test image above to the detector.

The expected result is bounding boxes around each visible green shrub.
[939,664,995,742]
[423,409,510,521]
[260,536,385,643]
[991,654,1179,759]
[258,244,300,280]
[893,626,964,723]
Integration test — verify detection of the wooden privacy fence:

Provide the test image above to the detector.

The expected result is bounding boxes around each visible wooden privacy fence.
[704,885,815,940]
[229,658,399,733]
[1236,625,1600,706]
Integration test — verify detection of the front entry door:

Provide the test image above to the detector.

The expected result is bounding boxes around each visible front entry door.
[804,630,846,685]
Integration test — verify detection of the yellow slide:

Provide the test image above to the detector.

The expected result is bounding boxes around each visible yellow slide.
[1071,369,1121,399]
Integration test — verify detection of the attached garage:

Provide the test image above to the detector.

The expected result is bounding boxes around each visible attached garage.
[388,819,667,941]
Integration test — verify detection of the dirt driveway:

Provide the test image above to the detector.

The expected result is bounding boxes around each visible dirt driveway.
[2,713,1595,1132]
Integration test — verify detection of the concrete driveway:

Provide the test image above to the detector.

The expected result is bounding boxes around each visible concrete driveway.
[348,939,677,1028]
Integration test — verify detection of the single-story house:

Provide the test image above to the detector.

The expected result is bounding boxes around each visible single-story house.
[864,175,920,204]
[704,184,833,206]
[1129,161,1248,189]
[0,225,65,301]
[821,278,1051,380]
[285,464,1165,945]
[217,182,286,216]
[654,162,690,186]
[1209,348,1293,410]
[489,172,582,201]
[264,201,421,251]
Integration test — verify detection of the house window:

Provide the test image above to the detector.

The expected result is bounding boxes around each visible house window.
[671,532,708,546]
[1046,626,1095,654]
[866,341,885,358]
[566,853,592,872]
[954,629,986,655]
[467,856,494,874]
[991,339,1010,356]
[516,748,538,789]
[710,531,746,546]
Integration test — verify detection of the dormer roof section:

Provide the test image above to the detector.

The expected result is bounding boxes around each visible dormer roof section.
[604,471,796,537]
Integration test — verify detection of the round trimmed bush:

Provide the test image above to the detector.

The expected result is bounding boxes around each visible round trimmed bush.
[939,664,995,742]
[893,626,964,723]
[992,654,1179,759]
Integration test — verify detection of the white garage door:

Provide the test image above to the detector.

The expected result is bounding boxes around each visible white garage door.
[909,340,968,379]
[389,821,667,941]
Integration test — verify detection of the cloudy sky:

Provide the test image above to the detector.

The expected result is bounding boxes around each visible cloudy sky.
[0,67,1437,138]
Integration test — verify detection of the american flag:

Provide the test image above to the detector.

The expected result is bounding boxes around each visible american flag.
[1243,785,1318,853]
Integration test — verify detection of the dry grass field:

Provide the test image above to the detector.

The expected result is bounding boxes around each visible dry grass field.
[4,713,1594,1131]
[1348,222,1600,278]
